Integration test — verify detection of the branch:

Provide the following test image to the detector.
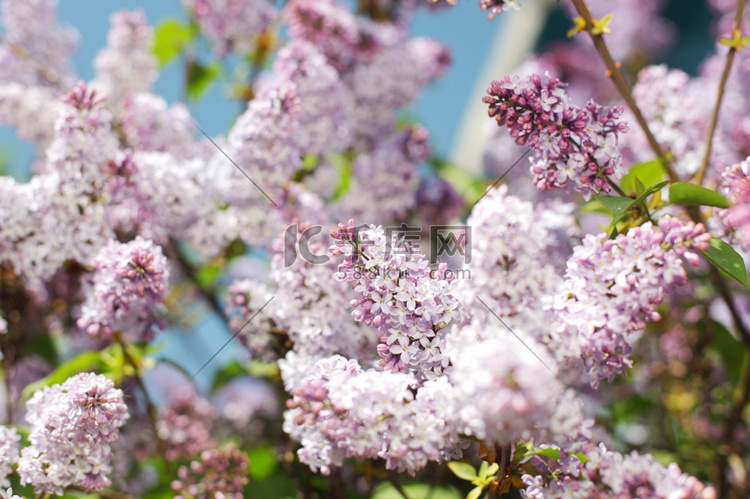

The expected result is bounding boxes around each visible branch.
[716,348,750,498]
[568,0,677,183]
[694,0,747,186]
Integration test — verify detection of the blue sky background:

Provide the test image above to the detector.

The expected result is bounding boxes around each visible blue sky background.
[0,1,503,174]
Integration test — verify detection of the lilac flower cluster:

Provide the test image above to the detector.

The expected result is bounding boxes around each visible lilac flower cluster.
[171,444,250,499]
[427,0,520,21]
[0,427,20,488]
[18,373,129,495]
[719,158,750,251]
[522,443,716,498]
[283,355,463,476]
[446,331,588,446]
[92,9,158,104]
[184,0,277,58]
[78,237,169,343]
[549,217,711,387]
[483,73,627,198]
[330,220,465,380]
[157,387,217,461]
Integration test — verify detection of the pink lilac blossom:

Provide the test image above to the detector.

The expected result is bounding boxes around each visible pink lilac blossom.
[0,426,20,487]
[157,387,217,461]
[548,216,711,388]
[284,0,396,71]
[426,0,521,20]
[718,157,750,251]
[77,237,169,343]
[414,174,465,227]
[326,127,424,222]
[171,444,250,499]
[184,0,277,58]
[521,443,716,498]
[484,73,627,198]
[18,373,129,495]
[93,9,158,104]
[283,355,464,476]
[0,83,63,148]
[330,220,465,381]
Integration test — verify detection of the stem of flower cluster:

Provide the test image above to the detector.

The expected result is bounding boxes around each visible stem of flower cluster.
[568,0,677,183]
[694,0,747,186]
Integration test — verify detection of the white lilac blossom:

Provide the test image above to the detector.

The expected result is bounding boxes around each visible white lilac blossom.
[18,373,129,495]
[457,185,561,329]
[119,93,196,158]
[184,0,277,58]
[271,40,353,154]
[93,9,158,104]
[0,0,78,88]
[0,426,20,488]
[330,221,465,380]
[171,444,250,499]
[226,82,302,196]
[625,65,738,179]
[283,355,464,476]
[0,83,63,148]
[548,216,711,387]
[225,214,373,360]
[447,332,588,446]
[521,443,716,498]
[484,73,628,198]
[718,157,750,251]
[77,237,169,343]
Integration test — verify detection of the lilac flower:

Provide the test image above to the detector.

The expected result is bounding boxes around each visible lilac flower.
[185,0,276,58]
[0,426,20,488]
[157,387,217,461]
[330,221,466,380]
[93,9,158,103]
[18,373,129,495]
[171,444,249,499]
[483,73,627,198]
[719,158,750,251]
[283,356,463,476]
[119,93,196,158]
[522,443,716,498]
[77,237,170,343]
[548,216,711,387]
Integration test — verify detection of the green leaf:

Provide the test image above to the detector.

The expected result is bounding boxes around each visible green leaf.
[467,486,484,499]
[576,451,589,464]
[594,195,634,221]
[196,262,222,289]
[706,319,744,381]
[211,359,246,391]
[21,350,103,399]
[448,461,477,481]
[701,237,750,290]
[527,447,561,461]
[620,159,666,194]
[330,153,353,200]
[669,182,730,208]
[151,19,194,67]
[372,483,462,499]
[247,445,278,480]
[187,60,221,101]
[633,176,646,197]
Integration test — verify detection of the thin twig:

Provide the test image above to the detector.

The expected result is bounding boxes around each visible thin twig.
[694,0,747,186]
[114,336,172,474]
[387,473,411,499]
[569,0,677,183]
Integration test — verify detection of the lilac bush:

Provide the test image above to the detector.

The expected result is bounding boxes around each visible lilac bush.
[0,0,749,498]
